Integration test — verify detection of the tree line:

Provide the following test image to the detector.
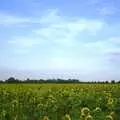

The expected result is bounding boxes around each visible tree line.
[0,77,119,84]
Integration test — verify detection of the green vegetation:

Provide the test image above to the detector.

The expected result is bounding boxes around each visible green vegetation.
[0,84,120,120]
[0,77,119,84]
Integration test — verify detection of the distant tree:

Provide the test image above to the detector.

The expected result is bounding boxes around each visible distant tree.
[105,81,109,84]
[111,80,115,84]
[117,80,120,83]
[27,78,30,81]
[6,77,16,83]
[0,80,3,83]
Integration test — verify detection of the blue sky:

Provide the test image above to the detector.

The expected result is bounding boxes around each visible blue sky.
[0,0,120,80]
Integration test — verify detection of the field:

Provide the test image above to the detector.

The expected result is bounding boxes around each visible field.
[0,84,120,120]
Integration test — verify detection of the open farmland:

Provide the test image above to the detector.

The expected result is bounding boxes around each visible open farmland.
[0,84,120,120]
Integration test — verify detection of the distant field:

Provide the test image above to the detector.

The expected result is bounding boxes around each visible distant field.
[0,84,120,120]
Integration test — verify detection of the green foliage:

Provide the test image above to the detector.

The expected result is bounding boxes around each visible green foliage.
[0,84,119,120]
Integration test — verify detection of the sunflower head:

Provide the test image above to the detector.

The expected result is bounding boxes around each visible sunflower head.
[81,107,90,116]
[80,113,86,120]
[64,114,71,120]
[94,107,101,113]
[85,115,93,120]
[43,116,49,120]
[105,115,113,120]
[110,112,116,119]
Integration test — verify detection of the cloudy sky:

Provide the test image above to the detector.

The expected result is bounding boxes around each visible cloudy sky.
[0,0,120,80]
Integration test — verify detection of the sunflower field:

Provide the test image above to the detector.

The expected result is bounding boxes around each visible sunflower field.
[0,84,120,120]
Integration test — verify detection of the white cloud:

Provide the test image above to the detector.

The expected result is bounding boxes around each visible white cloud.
[34,9,104,47]
[109,37,120,44]
[39,9,62,24]
[0,9,62,26]
[0,13,42,26]
[51,19,104,34]
[105,48,120,55]
[4,9,105,57]
[6,9,104,53]
[98,6,118,17]
[0,13,30,26]
[8,37,41,47]
[84,41,111,51]
[49,57,74,69]
[14,49,29,54]
[8,37,42,54]
[7,9,105,55]
[83,39,120,55]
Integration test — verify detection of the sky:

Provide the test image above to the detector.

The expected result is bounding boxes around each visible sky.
[0,0,120,80]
